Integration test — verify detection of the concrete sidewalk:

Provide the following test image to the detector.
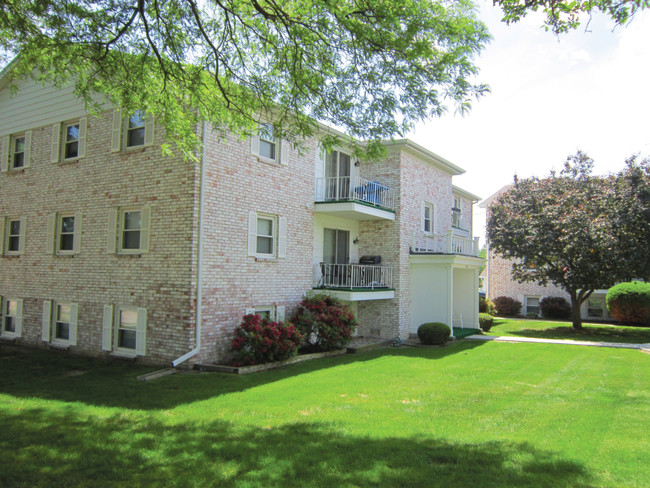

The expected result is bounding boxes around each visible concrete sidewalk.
[466,334,650,352]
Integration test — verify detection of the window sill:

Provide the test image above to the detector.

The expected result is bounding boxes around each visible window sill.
[0,335,18,342]
[49,343,71,351]
[256,156,281,167]
[255,255,276,262]
[2,253,22,258]
[7,167,26,174]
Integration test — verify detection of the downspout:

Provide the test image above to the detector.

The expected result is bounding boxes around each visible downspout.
[172,120,208,367]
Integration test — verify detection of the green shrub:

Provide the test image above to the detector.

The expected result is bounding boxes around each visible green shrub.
[540,296,571,319]
[291,294,358,351]
[417,322,451,345]
[606,282,650,326]
[492,296,522,316]
[479,298,496,315]
[479,313,494,332]
[231,314,303,366]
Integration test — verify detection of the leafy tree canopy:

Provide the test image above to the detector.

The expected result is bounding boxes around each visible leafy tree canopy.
[494,0,649,34]
[486,151,650,328]
[0,0,490,159]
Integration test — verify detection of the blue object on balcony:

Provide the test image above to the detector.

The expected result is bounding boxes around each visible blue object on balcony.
[354,181,388,205]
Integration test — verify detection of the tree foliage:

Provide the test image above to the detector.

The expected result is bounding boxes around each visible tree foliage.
[494,0,649,34]
[0,0,490,159]
[486,152,650,329]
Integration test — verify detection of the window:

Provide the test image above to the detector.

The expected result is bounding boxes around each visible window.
[259,124,276,160]
[46,212,82,255]
[247,211,287,259]
[452,197,462,228]
[1,131,31,171]
[51,119,87,163]
[102,305,147,355]
[127,111,146,148]
[250,123,288,165]
[422,202,434,234]
[42,300,78,345]
[256,215,274,256]
[107,207,151,254]
[246,306,285,322]
[2,217,25,255]
[111,110,154,152]
[2,298,22,338]
[525,296,541,316]
[587,298,605,318]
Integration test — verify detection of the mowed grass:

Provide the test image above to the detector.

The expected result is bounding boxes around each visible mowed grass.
[488,318,650,344]
[1,341,649,487]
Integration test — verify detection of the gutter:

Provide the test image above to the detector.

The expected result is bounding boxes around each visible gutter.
[172,120,208,367]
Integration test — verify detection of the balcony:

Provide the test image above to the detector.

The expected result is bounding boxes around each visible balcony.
[411,230,480,257]
[314,263,396,301]
[314,176,396,221]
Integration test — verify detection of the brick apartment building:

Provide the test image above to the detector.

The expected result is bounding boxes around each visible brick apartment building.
[0,67,483,366]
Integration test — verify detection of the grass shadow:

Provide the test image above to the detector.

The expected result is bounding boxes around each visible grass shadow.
[0,407,592,488]
[0,341,486,411]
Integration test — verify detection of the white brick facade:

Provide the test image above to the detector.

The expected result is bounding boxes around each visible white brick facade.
[1,76,483,365]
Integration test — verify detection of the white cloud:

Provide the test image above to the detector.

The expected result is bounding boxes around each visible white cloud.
[409,3,650,240]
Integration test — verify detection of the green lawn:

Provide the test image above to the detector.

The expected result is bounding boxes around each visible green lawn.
[1,341,649,487]
[488,318,650,344]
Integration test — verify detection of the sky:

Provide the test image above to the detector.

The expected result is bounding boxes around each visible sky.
[408,2,650,240]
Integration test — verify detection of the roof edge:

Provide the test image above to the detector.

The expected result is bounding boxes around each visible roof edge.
[383,139,465,175]
[452,185,481,202]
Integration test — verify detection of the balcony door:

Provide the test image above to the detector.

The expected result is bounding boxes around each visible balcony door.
[325,151,351,201]
[323,228,350,287]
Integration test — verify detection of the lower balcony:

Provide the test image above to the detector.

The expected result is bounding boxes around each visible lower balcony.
[411,231,480,257]
[314,263,395,301]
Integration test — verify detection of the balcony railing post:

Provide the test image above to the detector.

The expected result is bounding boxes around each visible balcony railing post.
[447,229,454,254]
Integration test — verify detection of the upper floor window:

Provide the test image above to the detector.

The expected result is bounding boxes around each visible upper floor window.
[51,119,87,163]
[46,212,82,255]
[1,131,31,172]
[422,202,434,234]
[106,207,151,254]
[1,217,26,256]
[111,110,154,152]
[127,111,146,148]
[452,197,462,228]
[247,211,287,259]
[250,123,288,165]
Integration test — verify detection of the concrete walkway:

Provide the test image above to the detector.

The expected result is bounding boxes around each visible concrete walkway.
[466,334,650,352]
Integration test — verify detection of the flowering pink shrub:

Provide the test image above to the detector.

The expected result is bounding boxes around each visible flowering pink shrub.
[231,314,303,366]
[291,294,358,351]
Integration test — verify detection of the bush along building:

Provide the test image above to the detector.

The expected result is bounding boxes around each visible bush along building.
[0,68,483,366]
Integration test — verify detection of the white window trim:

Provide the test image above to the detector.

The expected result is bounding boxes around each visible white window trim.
[2,297,23,338]
[111,109,155,152]
[102,304,147,356]
[51,119,87,163]
[42,300,78,346]
[245,305,285,322]
[247,211,286,259]
[422,202,434,235]
[452,197,462,229]
[250,124,289,165]
[2,131,31,172]
[3,216,26,256]
[524,295,542,316]
[587,297,605,318]
[107,207,151,255]
[47,212,82,255]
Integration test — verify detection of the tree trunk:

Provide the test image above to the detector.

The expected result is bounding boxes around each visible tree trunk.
[569,291,583,330]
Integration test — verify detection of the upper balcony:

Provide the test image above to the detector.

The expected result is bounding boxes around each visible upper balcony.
[411,230,480,257]
[314,176,396,221]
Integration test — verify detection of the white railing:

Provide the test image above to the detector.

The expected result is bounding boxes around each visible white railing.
[314,176,396,211]
[412,230,480,257]
[317,263,395,289]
